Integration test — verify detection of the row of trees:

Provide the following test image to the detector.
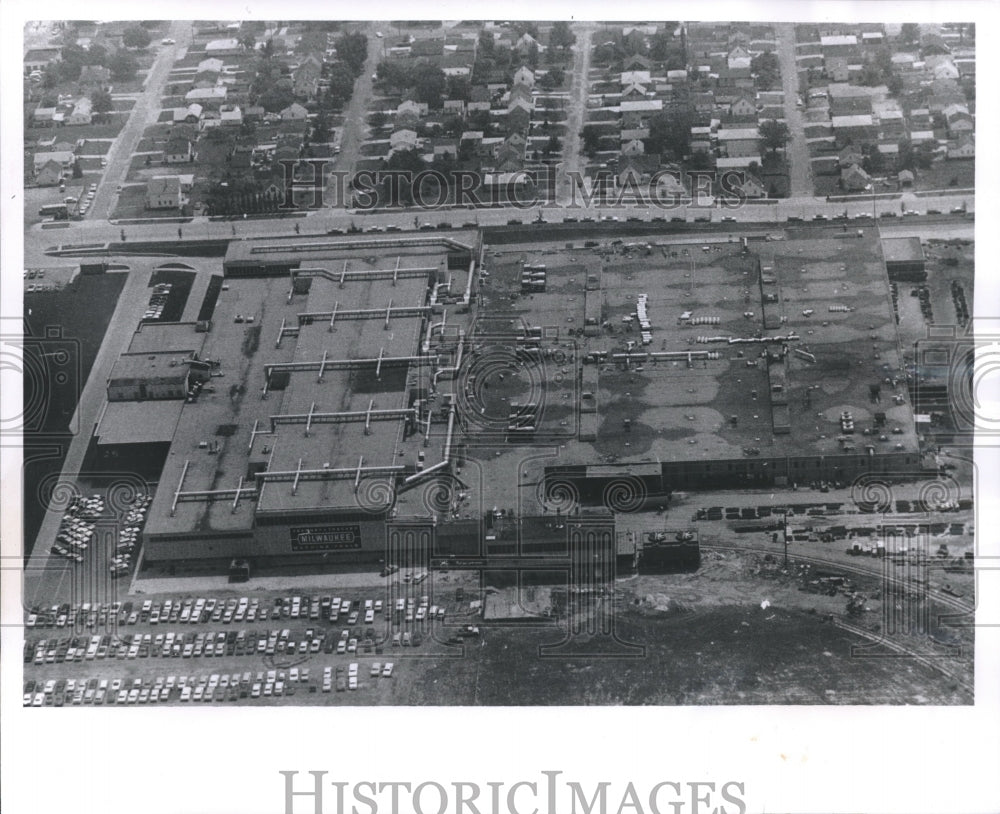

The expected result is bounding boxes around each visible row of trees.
[43,43,138,86]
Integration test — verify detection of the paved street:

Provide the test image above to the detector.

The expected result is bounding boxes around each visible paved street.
[90,21,193,221]
[556,22,596,203]
[775,22,813,198]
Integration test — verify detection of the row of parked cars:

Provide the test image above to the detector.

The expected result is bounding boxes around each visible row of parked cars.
[23,662,398,707]
[143,282,173,322]
[111,494,151,577]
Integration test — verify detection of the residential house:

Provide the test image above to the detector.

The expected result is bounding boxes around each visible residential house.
[831,114,876,146]
[398,99,429,118]
[920,33,950,56]
[909,130,936,145]
[173,103,203,124]
[828,83,872,115]
[947,134,974,159]
[185,86,228,107]
[621,83,647,101]
[620,70,651,87]
[293,60,322,99]
[430,138,458,161]
[32,107,57,126]
[690,126,713,154]
[411,39,445,60]
[34,159,64,187]
[33,151,75,174]
[876,142,899,170]
[389,129,418,151]
[204,38,241,56]
[622,54,651,72]
[716,127,761,158]
[943,104,974,135]
[198,57,225,74]
[666,69,688,84]
[506,105,531,134]
[146,176,184,210]
[729,93,757,119]
[442,52,474,77]
[219,105,243,127]
[443,98,466,117]
[820,34,859,58]
[513,65,535,88]
[493,143,523,172]
[615,155,661,189]
[65,97,93,126]
[24,48,61,75]
[468,85,492,112]
[621,138,645,156]
[838,144,864,168]
[840,163,871,191]
[733,172,767,198]
[163,135,194,163]
[825,56,849,82]
[244,105,265,122]
[280,102,309,121]
[515,33,540,56]
[620,99,662,130]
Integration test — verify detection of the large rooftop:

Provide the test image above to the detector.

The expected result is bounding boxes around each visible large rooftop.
[137,236,470,537]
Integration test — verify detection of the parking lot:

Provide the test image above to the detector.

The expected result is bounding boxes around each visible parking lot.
[23,587,483,705]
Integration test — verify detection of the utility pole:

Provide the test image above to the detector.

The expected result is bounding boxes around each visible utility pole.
[782,510,789,569]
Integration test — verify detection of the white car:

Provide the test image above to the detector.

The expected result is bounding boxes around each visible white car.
[161,38,175,45]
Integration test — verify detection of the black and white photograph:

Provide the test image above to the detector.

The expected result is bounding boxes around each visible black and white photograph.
[2,3,998,813]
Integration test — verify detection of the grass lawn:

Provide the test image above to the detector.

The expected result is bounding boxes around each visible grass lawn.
[110,184,153,219]
[81,139,113,155]
[26,119,127,145]
[910,158,974,191]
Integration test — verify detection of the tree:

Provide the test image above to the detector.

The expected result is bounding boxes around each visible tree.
[72,159,82,178]
[312,111,330,143]
[122,26,151,50]
[545,135,561,156]
[539,66,565,90]
[239,32,257,51]
[336,32,368,76]
[91,88,113,115]
[108,51,138,82]
[581,125,601,157]
[751,51,780,91]
[325,62,356,109]
[549,21,576,51]
[645,107,693,159]
[900,24,920,45]
[758,119,790,154]
[413,64,446,108]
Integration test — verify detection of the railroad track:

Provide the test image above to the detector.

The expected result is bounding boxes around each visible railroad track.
[701,540,974,616]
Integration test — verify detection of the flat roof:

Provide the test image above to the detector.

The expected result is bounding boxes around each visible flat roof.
[881,236,925,264]
[468,230,920,497]
[109,350,194,383]
[138,236,462,538]
[96,400,185,445]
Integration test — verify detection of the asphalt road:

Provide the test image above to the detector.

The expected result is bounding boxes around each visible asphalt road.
[775,22,812,198]
[556,22,596,202]
[90,22,193,221]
